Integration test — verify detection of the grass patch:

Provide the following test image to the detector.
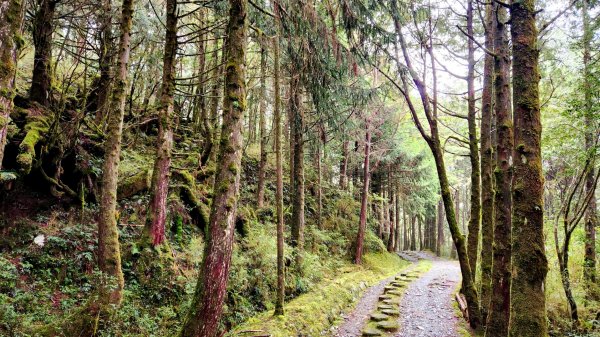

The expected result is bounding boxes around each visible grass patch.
[227,252,410,337]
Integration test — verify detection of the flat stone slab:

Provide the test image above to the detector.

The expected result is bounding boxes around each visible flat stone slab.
[382,299,399,305]
[378,294,392,300]
[384,285,396,292]
[387,290,402,296]
[376,321,400,331]
[362,327,383,336]
[377,304,394,310]
[381,309,400,316]
[370,313,389,322]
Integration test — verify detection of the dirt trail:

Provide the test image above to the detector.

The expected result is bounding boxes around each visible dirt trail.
[332,253,463,337]
[394,260,462,337]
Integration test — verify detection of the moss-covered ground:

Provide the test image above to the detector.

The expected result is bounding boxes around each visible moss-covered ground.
[228,252,410,337]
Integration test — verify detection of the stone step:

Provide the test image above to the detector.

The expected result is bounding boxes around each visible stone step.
[362,327,383,336]
[381,309,400,316]
[376,321,400,331]
[370,313,389,322]
[378,294,393,301]
[377,304,394,310]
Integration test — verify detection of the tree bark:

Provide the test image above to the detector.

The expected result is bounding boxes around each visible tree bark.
[272,22,285,316]
[290,74,304,269]
[479,0,495,322]
[256,45,268,208]
[94,0,113,125]
[145,0,177,246]
[30,0,56,106]
[354,129,371,264]
[179,0,247,335]
[340,140,349,189]
[388,188,396,252]
[466,0,481,281]
[97,0,134,307]
[395,186,401,251]
[0,0,24,167]
[582,0,597,291]
[486,4,512,334]
[509,1,548,335]
[316,139,323,229]
[437,199,444,256]
[410,214,416,251]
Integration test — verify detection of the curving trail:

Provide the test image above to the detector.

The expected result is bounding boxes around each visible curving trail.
[332,252,465,337]
[394,260,462,337]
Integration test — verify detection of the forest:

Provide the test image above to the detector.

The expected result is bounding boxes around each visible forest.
[0,0,598,336]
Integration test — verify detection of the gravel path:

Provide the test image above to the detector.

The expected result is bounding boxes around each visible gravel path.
[394,260,462,337]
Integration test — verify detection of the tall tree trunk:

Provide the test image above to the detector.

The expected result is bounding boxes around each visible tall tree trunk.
[340,140,349,189]
[0,0,24,167]
[403,203,408,250]
[410,214,416,251]
[388,189,396,252]
[582,0,597,291]
[97,0,134,307]
[555,225,579,322]
[418,215,423,250]
[30,0,55,106]
[145,0,177,246]
[256,45,268,208]
[272,24,285,316]
[179,0,247,335]
[509,1,548,335]
[486,4,512,334]
[466,0,481,280]
[395,187,401,251]
[290,74,304,268]
[354,129,371,264]
[94,0,113,124]
[479,0,495,321]
[437,199,444,256]
[316,139,323,229]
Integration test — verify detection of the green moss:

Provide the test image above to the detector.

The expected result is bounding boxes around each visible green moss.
[228,252,410,337]
[0,115,9,129]
[17,113,51,174]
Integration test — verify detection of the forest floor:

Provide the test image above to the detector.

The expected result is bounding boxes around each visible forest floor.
[333,252,470,337]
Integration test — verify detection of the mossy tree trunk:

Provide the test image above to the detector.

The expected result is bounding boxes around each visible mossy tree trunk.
[479,0,495,322]
[393,185,402,252]
[272,12,285,314]
[486,4,512,335]
[145,0,177,247]
[179,0,247,334]
[466,0,481,281]
[0,0,24,167]
[30,0,56,106]
[97,0,134,307]
[340,140,349,189]
[354,128,371,264]
[256,45,267,208]
[509,0,548,335]
[582,0,597,293]
[94,0,114,125]
[437,200,445,256]
[410,214,416,251]
[290,73,305,268]
[388,188,396,252]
